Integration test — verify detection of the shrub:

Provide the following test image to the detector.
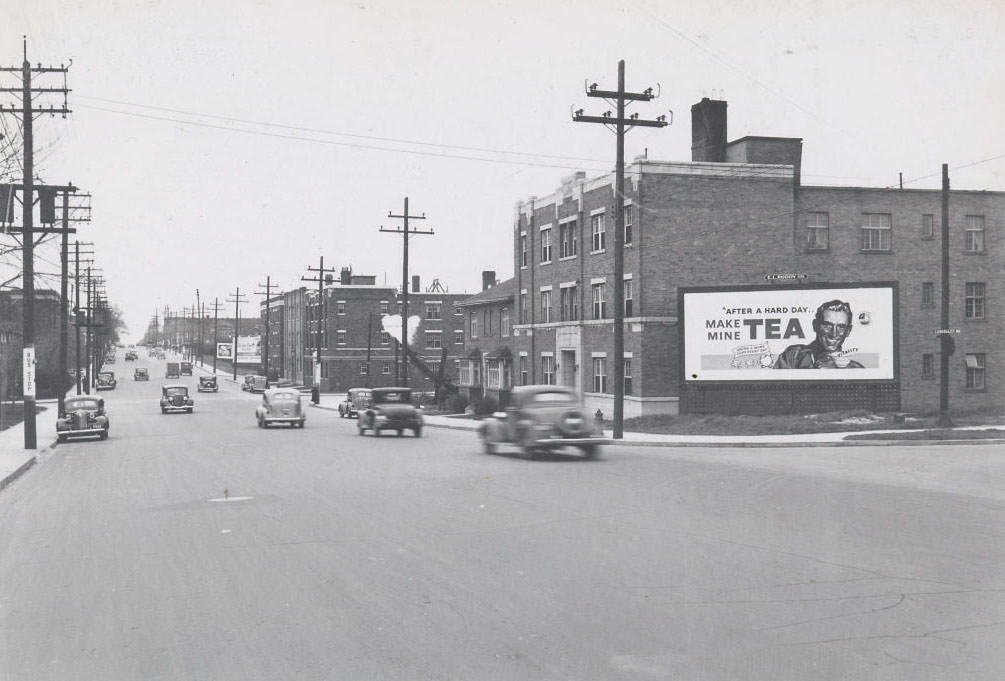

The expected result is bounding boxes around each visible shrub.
[446,393,469,414]
[473,396,498,415]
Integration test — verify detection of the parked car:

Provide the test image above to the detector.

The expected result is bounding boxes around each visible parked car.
[160,384,194,414]
[255,388,306,428]
[198,375,218,392]
[478,385,607,459]
[124,350,138,361]
[56,395,109,442]
[165,362,180,379]
[180,361,193,375]
[338,388,372,418]
[134,368,149,381]
[357,387,423,437]
[95,371,117,391]
[243,375,267,393]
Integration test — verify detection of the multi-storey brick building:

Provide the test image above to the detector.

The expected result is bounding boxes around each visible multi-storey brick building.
[455,272,516,408]
[505,97,1004,416]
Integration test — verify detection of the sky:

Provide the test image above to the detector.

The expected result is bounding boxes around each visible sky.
[2,0,1004,344]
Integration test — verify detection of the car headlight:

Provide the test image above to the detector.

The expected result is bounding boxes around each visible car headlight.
[375,414,387,422]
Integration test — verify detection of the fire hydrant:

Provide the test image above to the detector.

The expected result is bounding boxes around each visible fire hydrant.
[594,409,604,428]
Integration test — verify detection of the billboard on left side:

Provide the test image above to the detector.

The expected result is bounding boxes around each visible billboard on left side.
[216,342,233,360]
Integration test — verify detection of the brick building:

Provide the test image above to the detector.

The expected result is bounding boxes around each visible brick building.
[455,272,516,408]
[0,289,64,399]
[507,97,1004,416]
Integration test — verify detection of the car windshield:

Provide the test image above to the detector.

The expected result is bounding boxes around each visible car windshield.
[99,373,113,379]
[201,377,215,383]
[529,391,576,404]
[164,387,187,396]
[271,392,297,401]
[375,391,409,403]
[65,398,99,411]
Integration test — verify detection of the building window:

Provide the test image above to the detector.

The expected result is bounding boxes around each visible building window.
[520,234,528,268]
[501,308,510,337]
[519,293,528,324]
[541,356,555,385]
[469,311,479,339]
[380,301,389,315]
[540,290,553,323]
[484,308,492,336]
[360,362,368,376]
[623,205,633,246]
[921,282,934,307]
[965,215,986,253]
[473,360,481,386]
[336,330,347,345]
[540,228,552,263]
[623,278,633,317]
[860,213,892,251]
[965,353,985,390]
[922,353,934,379]
[807,212,829,250]
[519,356,528,385]
[382,361,391,375]
[453,329,464,345]
[592,282,607,319]
[560,285,579,321]
[922,214,935,239]
[425,302,442,320]
[336,301,346,315]
[591,213,606,252]
[965,282,985,319]
[380,330,390,345]
[593,357,607,393]
[560,221,577,258]
[624,358,632,395]
[426,332,442,349]
[486,360,501,389]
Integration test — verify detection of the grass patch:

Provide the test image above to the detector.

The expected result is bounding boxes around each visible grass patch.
[0,403,46,433]
[845,428,1005,441]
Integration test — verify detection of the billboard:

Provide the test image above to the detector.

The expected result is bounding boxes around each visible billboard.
[681,283,897,382]
[215,336,261,365]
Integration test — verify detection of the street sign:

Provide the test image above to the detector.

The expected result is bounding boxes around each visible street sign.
[764,273,807,281]
[933,328,961,335]
[23,346,36,398]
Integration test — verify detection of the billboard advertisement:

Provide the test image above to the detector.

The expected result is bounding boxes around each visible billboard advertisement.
[681,283,897,382]
[215,336,261,365]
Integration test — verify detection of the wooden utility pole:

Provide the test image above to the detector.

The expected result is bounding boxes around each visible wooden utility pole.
[208,298,224,374]
[226,288,247,381]
[301,257,336,392]
[0,41,71,448]
[573,60,668,439]
[938,163,953,428]
[380,197,433,386]
[255,276,278,388]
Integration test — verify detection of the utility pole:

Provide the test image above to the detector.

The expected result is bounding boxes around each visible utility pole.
[0,40,71,448]
[195,289,203,367]
[255,276,278,388]
[573,59,668,439]
[302,257,336,394]
[226,288,247,381]
[380,197,433,386]
[71,243,93,394]
[938,163,953,428]
[208,298,223,374]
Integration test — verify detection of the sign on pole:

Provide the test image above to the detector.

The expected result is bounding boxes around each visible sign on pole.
[23,346,36,398]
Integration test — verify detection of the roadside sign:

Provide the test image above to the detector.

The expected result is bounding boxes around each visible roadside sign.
[764,273,807,281]
[933,328,961,335]
[23,346,36,398]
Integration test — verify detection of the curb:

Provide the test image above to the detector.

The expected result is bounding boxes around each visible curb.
[0,454,37,490]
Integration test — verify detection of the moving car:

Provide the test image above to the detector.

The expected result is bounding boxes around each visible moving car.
[242,375,267,393]
[478,384,607,459]
[338,388,372,418]
[56,395,109,442]
[134,368,149,381]
[357,387,423,437]
[124,350,138,361]
[160,384,194,414]
[95,371,117,391]
[180,361,193,375]
[165,362,180,379]
[198,375,218,392]
[255,388,306,428]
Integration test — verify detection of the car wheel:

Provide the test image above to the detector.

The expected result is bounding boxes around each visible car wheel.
[397,429,403,437]
[482,435,496,454]
[580,444,599,460]
[57,434,67,443]
[374,428,381,437]
[187,408,193,414]
[161,407,167,414]
[99,429,108,441]
[414,428,422,438]
[357,425,364,436]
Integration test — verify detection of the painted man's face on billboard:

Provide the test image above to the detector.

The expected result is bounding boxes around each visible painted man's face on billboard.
[815,309,852,353]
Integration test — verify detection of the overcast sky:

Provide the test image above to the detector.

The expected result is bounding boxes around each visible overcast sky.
[3,0,1003,343]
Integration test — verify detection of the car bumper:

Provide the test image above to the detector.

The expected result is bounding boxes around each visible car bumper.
[530,436,610,447]
[161,405,192,413]
[57,427,106,437]
[262,416,305,425]
[197,387,218,392]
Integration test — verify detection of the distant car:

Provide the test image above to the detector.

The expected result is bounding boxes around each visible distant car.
[478,385,607,459]
[95,371,117,391]
[160,384,194,414]
[338,388,372,418]
[134,368,149,381]
[357,387,423,437]
[56,395,109,442]
[198,375,218,392]
[165,362,180,379]
[124,351,138,361]
[180,361,193,375]
[255,388,306,428]
[243,375,267,393]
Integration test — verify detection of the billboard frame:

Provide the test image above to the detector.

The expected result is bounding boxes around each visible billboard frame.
[678,281,900,386]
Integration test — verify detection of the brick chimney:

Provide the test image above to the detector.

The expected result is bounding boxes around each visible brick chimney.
[411,275,420,293]
[482,270,496,291]
[691,97,727,162]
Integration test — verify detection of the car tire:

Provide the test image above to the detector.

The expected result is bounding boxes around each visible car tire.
[100,429,108,441]
[414,428,422,438]
[482,436,496,454]
[161,407,167,414]
[357,426,364,436]
[374,428,381,437]
[580,444,599,460]
[397,429,403,437]
[57,434,67,443]
[187,408,193,414]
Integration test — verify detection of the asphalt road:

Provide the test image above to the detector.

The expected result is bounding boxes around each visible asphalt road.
[1,357,1003,680]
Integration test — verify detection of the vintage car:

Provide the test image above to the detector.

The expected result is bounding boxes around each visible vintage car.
[357,387,423,437]
[95,371,117,391]
[134,368,149,381]
[56,395,110,442]
[198,375,218,392]
[160,384,194,414]
[255,388,306,428]
[478,385,608,459]
[242,375,268,393]
[124,350,138,361]
[338,388,372,418]
[180,361,193,375]
[165,362,180,379]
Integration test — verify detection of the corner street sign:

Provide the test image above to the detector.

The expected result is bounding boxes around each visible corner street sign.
[764,273,807,281]
[23,346,36,398]
[934,328,961,335]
